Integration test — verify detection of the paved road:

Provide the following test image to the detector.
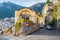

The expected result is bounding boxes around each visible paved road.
[0,29,60,40]
[23,29,60,40]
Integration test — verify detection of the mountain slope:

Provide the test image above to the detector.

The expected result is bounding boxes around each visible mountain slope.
[29,3,45,15]
[0,2,25,19]
[0,2,45,19]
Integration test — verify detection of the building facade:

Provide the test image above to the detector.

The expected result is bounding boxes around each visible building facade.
[15,8,40,35]
[56,1,60,31]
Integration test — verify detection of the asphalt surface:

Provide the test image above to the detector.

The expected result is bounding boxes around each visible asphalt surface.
[0,29,60,40]
[23,29,60,40]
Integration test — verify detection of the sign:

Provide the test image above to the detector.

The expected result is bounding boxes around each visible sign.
[24,27,29,31]
[26,23,29,26]
[26,22,29,26]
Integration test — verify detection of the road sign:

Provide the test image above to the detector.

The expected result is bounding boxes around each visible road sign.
[24,27,29,31]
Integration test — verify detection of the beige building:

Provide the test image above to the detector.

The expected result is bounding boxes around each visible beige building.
[56,2,60,31]
[15,8,40,35]
[15,8,40,24]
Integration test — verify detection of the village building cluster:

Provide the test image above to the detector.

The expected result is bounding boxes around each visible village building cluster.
[0,17,14,35]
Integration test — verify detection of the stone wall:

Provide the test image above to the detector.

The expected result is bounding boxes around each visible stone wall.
[19,24,40,35]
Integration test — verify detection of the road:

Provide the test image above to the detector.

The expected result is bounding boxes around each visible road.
[0,29,60,40]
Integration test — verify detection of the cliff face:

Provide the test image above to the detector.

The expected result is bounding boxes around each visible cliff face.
[42,0,60,30]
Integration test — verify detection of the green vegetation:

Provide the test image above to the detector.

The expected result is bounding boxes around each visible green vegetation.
[14,22,21,31]
[52,5,57,26]
[49,5,57,27]
[14,19,34,31]
[14,20,22,31]
[45,0,50,5]
[46,0,50,4]
[14,19,24,36]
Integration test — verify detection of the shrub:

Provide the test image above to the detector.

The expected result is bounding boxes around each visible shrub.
[49,5,57,27]
[52,5,57,26]
[14,20,21,31]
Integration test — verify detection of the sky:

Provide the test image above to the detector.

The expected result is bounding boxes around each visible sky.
[0,0,46,7]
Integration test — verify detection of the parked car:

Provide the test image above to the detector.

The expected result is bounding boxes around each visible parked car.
[40,25,44,29]
[46,25,52,30]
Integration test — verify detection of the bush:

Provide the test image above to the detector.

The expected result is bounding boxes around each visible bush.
[52,5,57,26]
[48,5,57,28]
[49,5,57,27]
[14,22,21,31]
[46,0,50,4]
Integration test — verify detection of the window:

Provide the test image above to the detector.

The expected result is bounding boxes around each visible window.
[22,14,30,20]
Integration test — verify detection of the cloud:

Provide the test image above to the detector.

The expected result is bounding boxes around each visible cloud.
[0,0,46,7]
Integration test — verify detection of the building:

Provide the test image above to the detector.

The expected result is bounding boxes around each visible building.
[46,2,54,24]
[15,8,40,24]
[52,0,58,4]
[56,1,60,31]
[0,17,14,34]
[42,0,54,27]
[15,8,40,35]
[45,0,60,30]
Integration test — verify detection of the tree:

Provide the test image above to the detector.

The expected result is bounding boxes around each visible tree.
[14,20,21,36]
[46,0,50,4]
[52,5,57,28]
